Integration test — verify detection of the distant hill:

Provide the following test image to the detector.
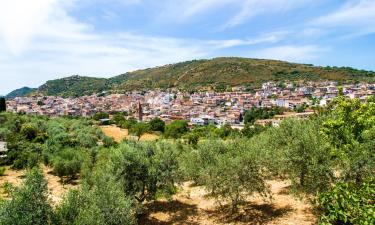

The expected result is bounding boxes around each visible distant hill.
[18,57,375,97]
[6,87,36,99]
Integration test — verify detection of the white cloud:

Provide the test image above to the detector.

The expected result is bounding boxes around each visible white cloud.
[0,0,285,95]
[251,45,326,62]
[313,0,375,36]
[163,0,315,29]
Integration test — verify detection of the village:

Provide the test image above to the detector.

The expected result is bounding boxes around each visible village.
[6,81,375,128]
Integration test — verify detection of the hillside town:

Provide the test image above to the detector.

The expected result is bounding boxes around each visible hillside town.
[6,81,375,127]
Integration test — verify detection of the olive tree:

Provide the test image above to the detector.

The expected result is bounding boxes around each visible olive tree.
[0,168,54,225]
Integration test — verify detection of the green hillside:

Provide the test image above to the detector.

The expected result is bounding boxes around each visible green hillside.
[28,58,375,97]
[38,75,108,97]
[6,87,36,99]
[109,57,375,91]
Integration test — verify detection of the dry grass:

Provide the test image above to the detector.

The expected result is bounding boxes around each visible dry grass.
[140,180,317,225]
[100,125,160,142]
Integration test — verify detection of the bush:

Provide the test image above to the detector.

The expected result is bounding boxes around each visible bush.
[52,148,86,182]
[149,118,165,132]
[20,123,38,141]
[92,112,109,121]
[56,175,135,225]
[0,167,5,176]
[164,120,188,139]
[318,180,375,225]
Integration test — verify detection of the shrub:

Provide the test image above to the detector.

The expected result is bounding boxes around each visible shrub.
[318,180,375,225]
[52,148,86,182]
[0,167,5,176]
[164,120,188,139]
[149,118,165,132]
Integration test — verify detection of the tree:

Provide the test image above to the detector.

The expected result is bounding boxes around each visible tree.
[0,168,54,225]
[322,98,375,183]
[92,112,109,121]
[52,148,86,182]
[56,178,135,225]
[0,97,6,112]
[318,179,375,225]
[244,107,283,125]
[98,142,180,203]
[20,123,39,141]
[149,117,165,132]
[183,139,270,213]
[164,120,188,139]
[129,122,150,140]
[272,119,334,193]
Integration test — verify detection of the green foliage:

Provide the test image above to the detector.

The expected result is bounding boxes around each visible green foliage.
[20,123,38,141]
[269,119,334,193]
[242,124,268,138]
[92,112,109,121]
[317,180,375,225]
[38,75,108,97]
[149,117,165,132]
[5,87,36,99]
[164,120,188,139]
[0,168,54,225]
[95,141,181,203]
[108,57,375,92]
[322,98,375,183]
[56,179,135,225]
[128,122,150,140]
[0,167,5,176]
[52,148,87,182]
[244,107,283,125]
[119,117,137,129]
[181,139,269,212]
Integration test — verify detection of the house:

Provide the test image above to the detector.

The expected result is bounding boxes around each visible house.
[190,118,205,126]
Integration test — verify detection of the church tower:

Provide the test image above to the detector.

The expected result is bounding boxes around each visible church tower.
[137,101,143,121]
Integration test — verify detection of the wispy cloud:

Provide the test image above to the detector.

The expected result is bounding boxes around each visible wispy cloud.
[0,0,286,94]
[313,0,375,37]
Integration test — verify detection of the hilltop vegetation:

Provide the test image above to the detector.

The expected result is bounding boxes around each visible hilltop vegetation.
[110,57,375,91]
[38,75,108,97]
[5,87,36,99]
[8,57,375,98]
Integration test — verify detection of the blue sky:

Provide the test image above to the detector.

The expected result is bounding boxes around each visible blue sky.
[1,0,375,95]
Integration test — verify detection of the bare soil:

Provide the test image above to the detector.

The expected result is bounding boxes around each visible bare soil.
[140,180,317,225]
[101,125,159,142]
[0,165,78,205]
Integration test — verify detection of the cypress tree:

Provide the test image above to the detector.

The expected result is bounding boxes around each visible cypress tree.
[0,97,6,112]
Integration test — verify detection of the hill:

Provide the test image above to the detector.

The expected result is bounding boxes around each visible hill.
[6,87,36,99]
[38,75,108,97]
[19,57,375,97]
[109,57,375,91]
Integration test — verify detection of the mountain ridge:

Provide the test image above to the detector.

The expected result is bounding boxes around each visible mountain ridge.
[8,57,375,97]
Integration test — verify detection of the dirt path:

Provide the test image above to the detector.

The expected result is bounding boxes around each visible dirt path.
[101,125,159,142]
[140,180,316,225]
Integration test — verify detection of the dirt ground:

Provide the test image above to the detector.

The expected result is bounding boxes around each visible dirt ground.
[140,180,317,225]
[0,165,77,205]
[101,125,159,142]
[0,165,316,224]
